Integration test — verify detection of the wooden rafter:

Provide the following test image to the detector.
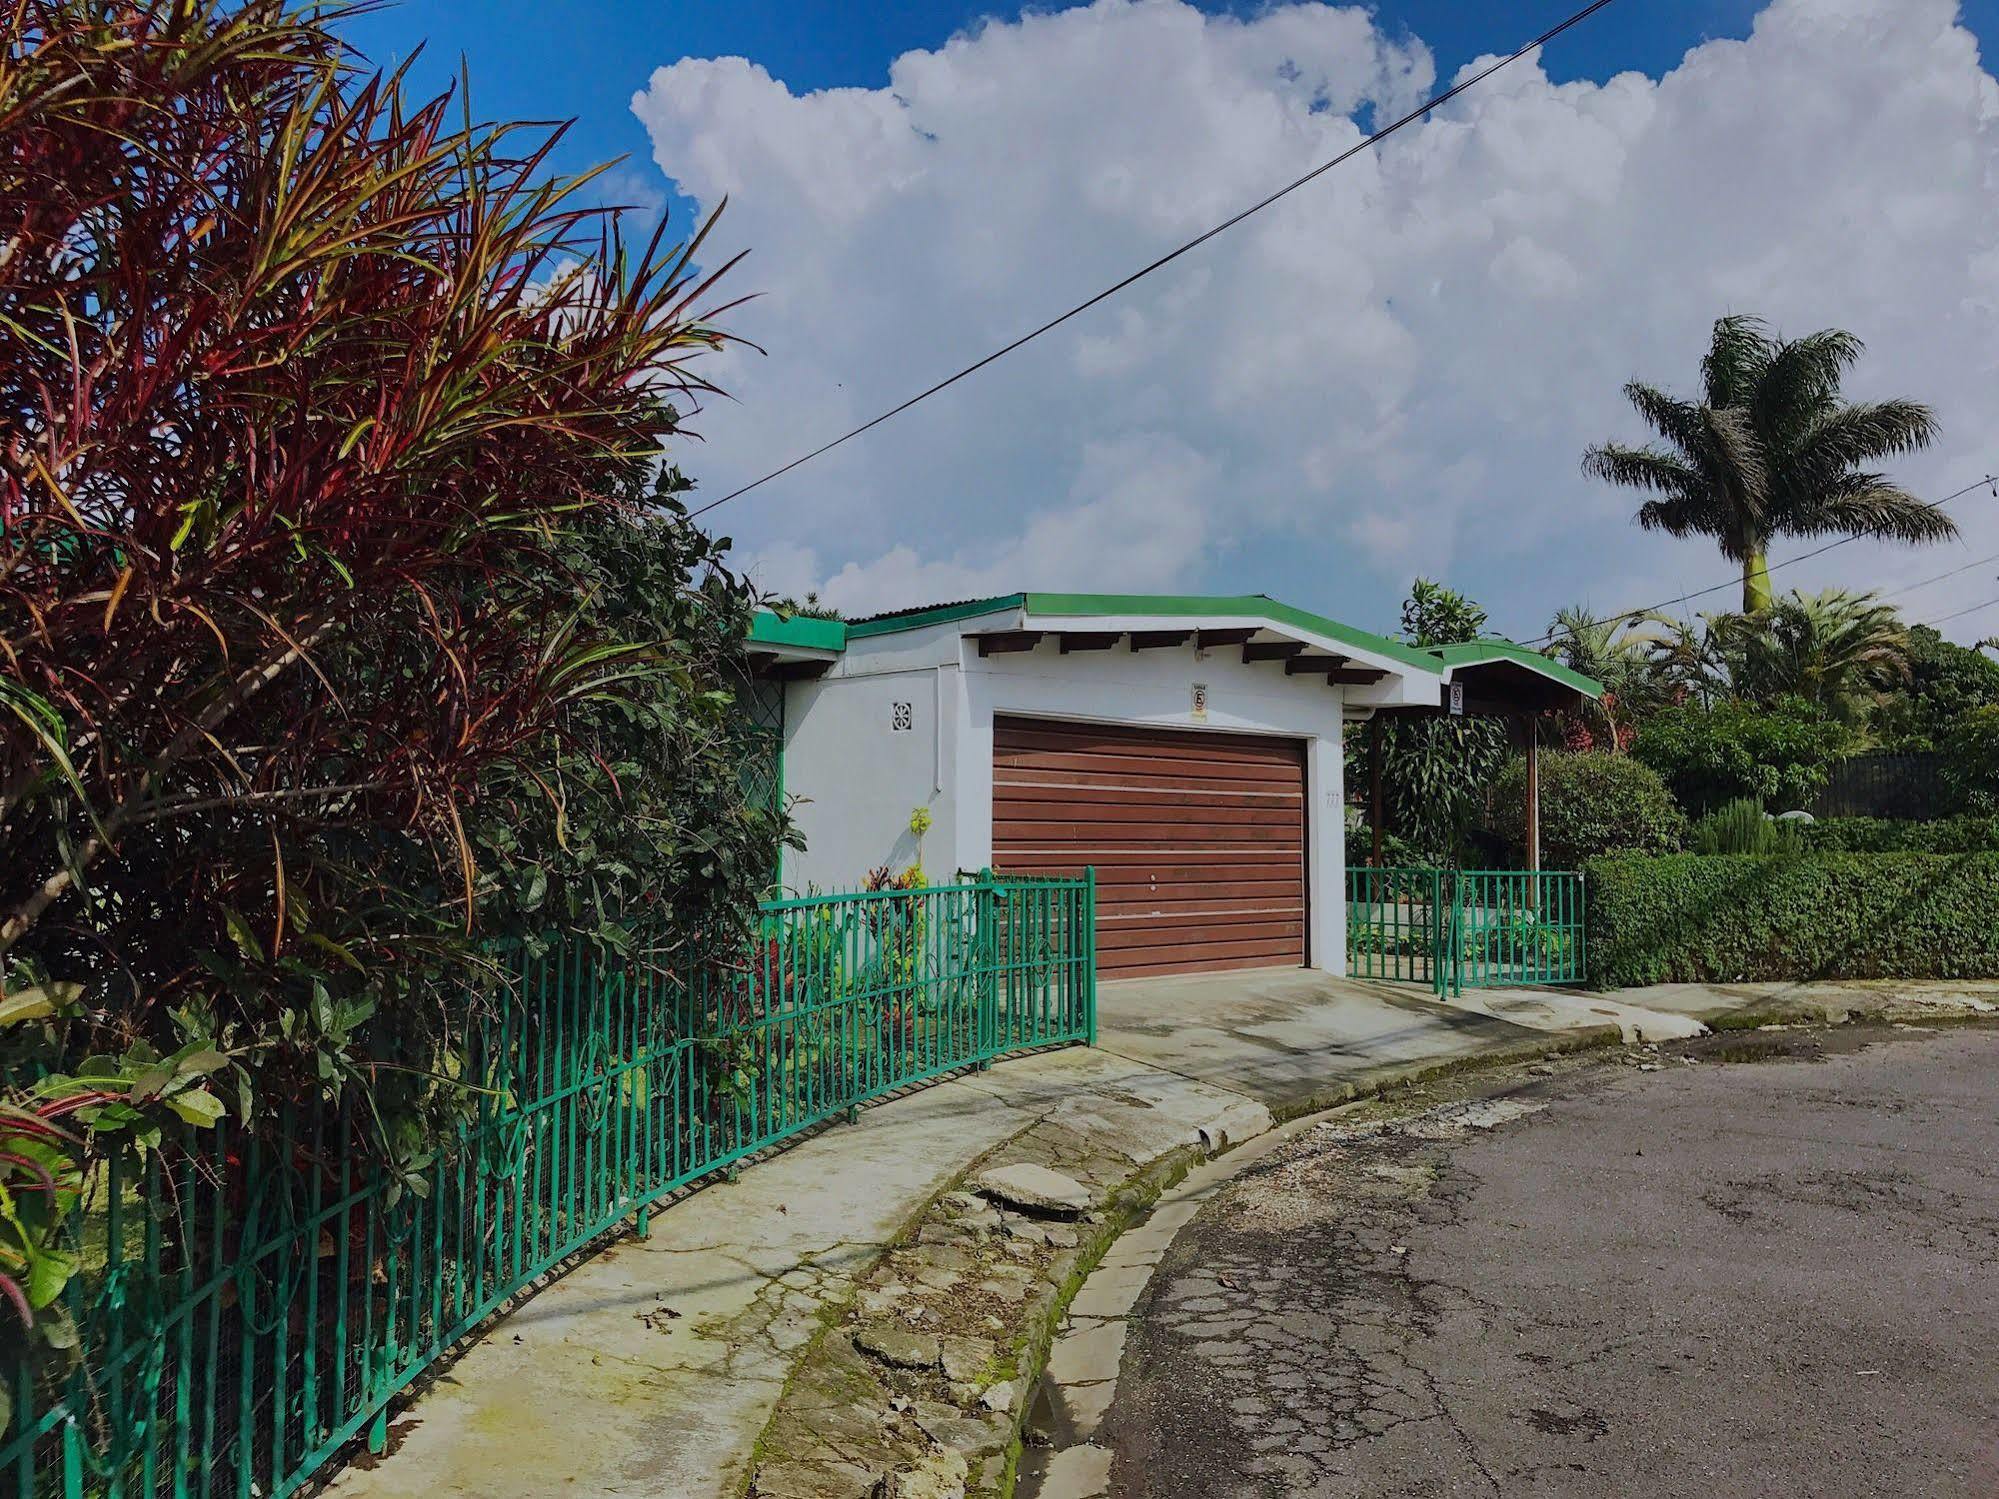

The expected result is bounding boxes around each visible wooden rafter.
[976,631,1045,656]
[1241,640,1307,664]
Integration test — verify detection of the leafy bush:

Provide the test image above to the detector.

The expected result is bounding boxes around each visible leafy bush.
[1690,799,1805,856]
[0,0,753,1346]
[1632,698,1853,814]
[1800,815,1999,853]
[1874,626,1999,749]
[1345,579,1510,865]
[1488,752,1686,867]
[1583,853,1999,988]
[1940,705,1999,815]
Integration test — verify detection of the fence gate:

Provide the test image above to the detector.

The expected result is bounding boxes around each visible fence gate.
[1346,868,1585,997]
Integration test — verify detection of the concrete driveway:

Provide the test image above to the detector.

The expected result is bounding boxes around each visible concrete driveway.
[1095,967,1699,1112]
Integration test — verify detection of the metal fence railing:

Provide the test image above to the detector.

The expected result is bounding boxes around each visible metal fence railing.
[1344,867,1445,989]
[4,873,1095,1499]
[1347,868,1584,997]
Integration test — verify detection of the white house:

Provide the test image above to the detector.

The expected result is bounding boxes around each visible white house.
[746,593,1599,980]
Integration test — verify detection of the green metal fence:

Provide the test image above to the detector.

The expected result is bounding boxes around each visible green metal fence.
[3,874,1095,1499]
[1343,867,1445,990]
[1347,868,1584,997]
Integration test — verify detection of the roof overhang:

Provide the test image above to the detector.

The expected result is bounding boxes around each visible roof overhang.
[1421,641,1603,718]
[747,610,847,679]
[761,595,1606,714]
[925,593,1452,711]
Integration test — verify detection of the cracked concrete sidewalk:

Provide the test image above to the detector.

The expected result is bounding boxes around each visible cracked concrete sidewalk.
[328,1046,1268,1499]
[329,971,1968,1499]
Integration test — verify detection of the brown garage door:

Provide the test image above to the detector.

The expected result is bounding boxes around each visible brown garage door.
[992,716,1307,979]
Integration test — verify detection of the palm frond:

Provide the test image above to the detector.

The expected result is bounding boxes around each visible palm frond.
[1619,382,1710,456]
[1699,314,1773,408]
[1787,399,1939,473]
[1786,474,1959,545]
[1581,443,1698,495]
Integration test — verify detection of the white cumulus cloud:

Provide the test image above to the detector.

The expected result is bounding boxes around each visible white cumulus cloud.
[635,0,1999,640]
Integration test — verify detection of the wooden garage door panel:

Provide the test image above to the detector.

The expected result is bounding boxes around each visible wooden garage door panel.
[992,716,1306,977]
[991,803,1303,827]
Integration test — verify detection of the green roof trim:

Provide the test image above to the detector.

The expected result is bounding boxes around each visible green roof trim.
[845,595,1025,638]
[1428,640,1604,699]
[749,610,848,653]
[1017,593,1445,675]
[835,592,1600,700]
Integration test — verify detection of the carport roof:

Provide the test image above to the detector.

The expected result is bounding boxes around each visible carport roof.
[1427,640,1603,700]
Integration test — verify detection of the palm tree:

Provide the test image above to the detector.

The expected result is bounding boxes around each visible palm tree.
[1542,606,1661,745]
[1584,316,1952,611]
[1718,588,1912,725]
[1639,607,1735,711]
[1634,609,1734,710]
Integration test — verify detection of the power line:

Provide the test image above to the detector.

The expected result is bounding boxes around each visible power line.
[1880,550,1999,603]
[1923,593,1999,628]
[689,0,1624,521]
[1522,472,1999,646]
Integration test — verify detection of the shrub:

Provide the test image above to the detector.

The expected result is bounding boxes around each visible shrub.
[1488,752,1686,867]
[1800,815,1999,853]
[1940,705,1999,814]
[0,0,749,1345]
[1583,853,1999,988]
[1689,799,1805,856]
[1874,625,1999,749]
[1632,698,1853,814]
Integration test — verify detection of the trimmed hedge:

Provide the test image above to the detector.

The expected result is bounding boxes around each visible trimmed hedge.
[1583,853,1999,989]
[1488,751,1686,867]
[1800,815,1999,854]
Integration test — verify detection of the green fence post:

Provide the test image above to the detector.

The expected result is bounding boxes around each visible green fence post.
[1083,865,1099,1047]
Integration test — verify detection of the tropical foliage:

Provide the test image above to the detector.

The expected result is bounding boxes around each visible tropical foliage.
[1349,580,1510,864]
[1940,706,1999,815]
[1541,607,1661,750]
[1716,589,1911,724]
[1487,752,1686,867]
[1583,315,1951,611]
[1874,625,1999,749]
[0,0,763,1345]
[1630,699,1853,814]
[1688,798,1807,857]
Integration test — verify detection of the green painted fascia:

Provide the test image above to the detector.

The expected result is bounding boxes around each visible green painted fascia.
[1429,640,1604,699]
[1019,593,1445,676]
[749,610,848,653]
[844,595,1026,638]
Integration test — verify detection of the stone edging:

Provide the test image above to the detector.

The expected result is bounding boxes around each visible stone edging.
[742,1030,1624,1499]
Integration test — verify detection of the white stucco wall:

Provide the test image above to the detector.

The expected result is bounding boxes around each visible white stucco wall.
[779,661,961,894]
[781,617,1359,971]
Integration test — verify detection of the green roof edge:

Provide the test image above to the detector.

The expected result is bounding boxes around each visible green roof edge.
[829,593,1601,698]
[1018,592,1444,674]
[749,609,849,652]
[1428,640,1604,699]
[845,595,1026,638]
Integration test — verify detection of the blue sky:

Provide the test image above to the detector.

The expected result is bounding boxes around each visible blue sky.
[335,3,1999,642]
[347,2,1780,219]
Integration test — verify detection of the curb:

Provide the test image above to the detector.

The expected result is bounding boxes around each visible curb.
[742,1025,1632,1499]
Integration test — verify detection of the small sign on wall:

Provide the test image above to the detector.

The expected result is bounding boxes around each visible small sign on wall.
[1190,682,1209,721]
[1448,682,1465,717]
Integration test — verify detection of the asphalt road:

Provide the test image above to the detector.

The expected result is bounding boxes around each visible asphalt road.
[1099,1025,1999,1498]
